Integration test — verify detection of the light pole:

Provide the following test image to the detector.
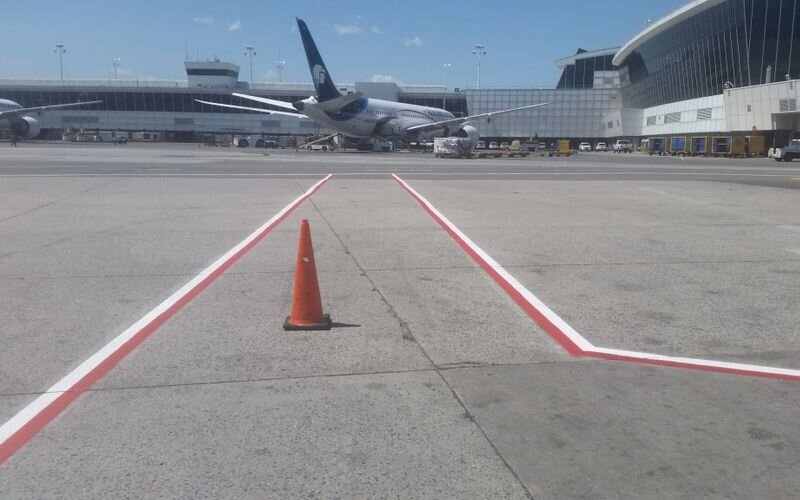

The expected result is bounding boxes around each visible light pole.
[54,44,66,83]
[442,63,451,109]
[276,58,286,82]
[472,44,486,89]
[243,45,256,83]
[112,58,121,80]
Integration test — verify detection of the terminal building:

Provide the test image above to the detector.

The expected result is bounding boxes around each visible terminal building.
[0,0,798,149]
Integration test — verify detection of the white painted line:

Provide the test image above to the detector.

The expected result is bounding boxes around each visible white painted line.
[0,174,333,464]
[392,173,800,383]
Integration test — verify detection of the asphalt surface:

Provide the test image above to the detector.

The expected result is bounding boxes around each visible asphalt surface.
[1,143,799,499]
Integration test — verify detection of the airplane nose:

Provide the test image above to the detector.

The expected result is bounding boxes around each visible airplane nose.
[293,101,305,111]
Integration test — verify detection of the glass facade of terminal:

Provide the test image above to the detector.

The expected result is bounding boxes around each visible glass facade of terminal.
[557,53,616,89]
[466,88,620,138]
[0,88,469,116]
[619,0,800,108]
[0,88,309,114]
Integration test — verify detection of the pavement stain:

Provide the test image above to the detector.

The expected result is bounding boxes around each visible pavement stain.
[747,425,780,441]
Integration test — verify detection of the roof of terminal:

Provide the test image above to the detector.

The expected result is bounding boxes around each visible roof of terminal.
[0,78,448,95]
[555,47,620,69]
[613,0,726,66]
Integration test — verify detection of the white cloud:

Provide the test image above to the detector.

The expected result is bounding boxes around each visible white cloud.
[227,20,242,31]
[370,74,397,83]
[193,16,213,25]
[263,70,277,81]
[334,24,362,35]
[403,36,423,47]
[370,25,384,35]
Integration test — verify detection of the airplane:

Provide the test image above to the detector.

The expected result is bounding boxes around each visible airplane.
[196,18,551,148]
[0,98,103,143]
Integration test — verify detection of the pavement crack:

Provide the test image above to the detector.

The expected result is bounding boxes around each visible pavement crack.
[301,181,419,344]
[302,181,535,499]
[0,177,125,226]
[0,360,578,398]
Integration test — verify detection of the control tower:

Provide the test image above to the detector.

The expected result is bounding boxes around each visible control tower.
[184,59,241,89]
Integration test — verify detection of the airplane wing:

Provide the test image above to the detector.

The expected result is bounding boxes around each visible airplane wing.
[232,93,299,111]
[194,99,309,118]
[404,101,552,133]
[0,100,103,120]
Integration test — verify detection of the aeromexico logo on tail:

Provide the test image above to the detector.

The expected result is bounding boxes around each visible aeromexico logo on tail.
[312,64,327,88]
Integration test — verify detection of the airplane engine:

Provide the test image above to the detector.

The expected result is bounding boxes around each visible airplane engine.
[10,116,41,139]
[452,124,479,150]
[455,124,479,142]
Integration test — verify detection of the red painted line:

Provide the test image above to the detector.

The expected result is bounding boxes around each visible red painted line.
[585,351,800,382]
[392,175,582,355]
[392,173,800,383]
[0,175,333,465]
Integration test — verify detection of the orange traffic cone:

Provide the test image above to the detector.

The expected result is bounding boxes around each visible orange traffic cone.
[284,219,332,330]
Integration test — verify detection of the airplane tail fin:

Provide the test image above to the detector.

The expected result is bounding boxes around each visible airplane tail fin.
[296,18,341,102]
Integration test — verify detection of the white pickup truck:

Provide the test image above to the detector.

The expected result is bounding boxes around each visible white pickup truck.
[773,139,800,162]
[612,139,634,153]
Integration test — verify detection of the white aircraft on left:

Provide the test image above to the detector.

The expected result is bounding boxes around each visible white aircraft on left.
[0,98,102,142]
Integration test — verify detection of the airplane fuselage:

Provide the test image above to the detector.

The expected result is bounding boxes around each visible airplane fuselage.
[0,99,23,128]
[301,96,456,139]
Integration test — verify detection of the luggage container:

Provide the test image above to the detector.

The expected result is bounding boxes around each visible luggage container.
[730,136,747,156]
[669,136,687,155]
[711,136,732,156]
[690,136,709,155]
[545,139,573,157]
[746,136,766,156]
[434,137,474,158]
[648,137,666,155]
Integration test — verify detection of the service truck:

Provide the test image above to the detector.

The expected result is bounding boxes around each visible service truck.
[613,139,634,153]
[773,139,800,161]
[434,137,475,158]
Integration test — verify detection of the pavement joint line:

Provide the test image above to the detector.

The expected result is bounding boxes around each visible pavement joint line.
[1,269,372,280]
[304,180,535,499]
[0,173,334,466]
[0,360,580,398]
[361,258,800,272]
[0,272,302,280]
[391,173,800,383]
[0,368,440,397]
[0,177,124,225]
[3,171,800,178]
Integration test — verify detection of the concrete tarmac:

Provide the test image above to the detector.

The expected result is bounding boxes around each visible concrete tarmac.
[1,143,799,498]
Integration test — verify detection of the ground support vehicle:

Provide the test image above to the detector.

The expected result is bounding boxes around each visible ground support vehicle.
[475,150,529,158]
[434,137,474,158]
[612,139,633,153]
[773,139,800,161]
[434,137,529,159]
[536,139,573,157]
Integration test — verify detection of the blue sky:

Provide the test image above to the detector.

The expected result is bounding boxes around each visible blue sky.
[1,0,687,88]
